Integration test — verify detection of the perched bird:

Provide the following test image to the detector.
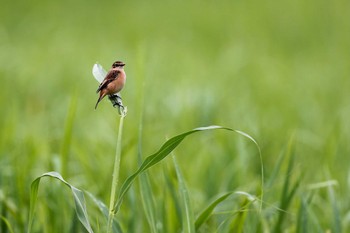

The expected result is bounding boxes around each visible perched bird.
[95,61,126,109]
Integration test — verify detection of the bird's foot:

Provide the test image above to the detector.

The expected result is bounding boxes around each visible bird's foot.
[108,94,126,115]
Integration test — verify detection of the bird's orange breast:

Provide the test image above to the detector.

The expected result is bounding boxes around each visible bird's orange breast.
[106,73,126,94]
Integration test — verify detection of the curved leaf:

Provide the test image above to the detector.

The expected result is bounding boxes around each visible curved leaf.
[0,216,15,233]
[114,125,263,215]
[27,171,93,233]
[114,126,225,213]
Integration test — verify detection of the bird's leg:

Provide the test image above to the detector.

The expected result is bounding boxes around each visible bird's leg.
[108,94,124,109]
[116,94,122,100]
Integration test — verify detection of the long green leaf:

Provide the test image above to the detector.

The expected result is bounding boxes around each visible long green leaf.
[138,106,158,233]
[195,191,257,231]
[296,197,308,233]
[228,195,251,232]
[138,148,158,233]
[173,155,195,233]
[139,171,158,233]
[162,165,182,232]
[114,125,263,216]
[0,216,15,233]
[114,126,222,213]
[195,192,233,230]
[27,171,93,233]
[60,95,77,177]
[328,185,342,233]
[234,130,264,211]
[273,137,301,233]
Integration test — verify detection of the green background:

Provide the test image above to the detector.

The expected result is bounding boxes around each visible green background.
[1,0,349,232]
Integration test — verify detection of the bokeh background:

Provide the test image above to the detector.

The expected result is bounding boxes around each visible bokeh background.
[1,0,350,232]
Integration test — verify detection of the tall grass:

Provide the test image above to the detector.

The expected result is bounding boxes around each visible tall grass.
[1,0,350,232]
[27,122,263,232]
[107,110,126,233]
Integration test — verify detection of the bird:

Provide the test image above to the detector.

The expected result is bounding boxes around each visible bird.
[95,61,126,109]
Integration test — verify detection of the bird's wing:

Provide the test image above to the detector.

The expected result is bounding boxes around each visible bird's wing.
[96,70,120,93]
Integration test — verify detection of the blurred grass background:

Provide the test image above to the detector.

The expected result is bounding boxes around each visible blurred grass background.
[1,0,350,232]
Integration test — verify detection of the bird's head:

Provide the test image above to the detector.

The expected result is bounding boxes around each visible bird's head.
[112,61,125,68]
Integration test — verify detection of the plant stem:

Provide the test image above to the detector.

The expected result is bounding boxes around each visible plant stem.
[107,110,126,233]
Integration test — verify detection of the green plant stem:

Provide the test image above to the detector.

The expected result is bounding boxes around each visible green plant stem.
[107,112,126,233]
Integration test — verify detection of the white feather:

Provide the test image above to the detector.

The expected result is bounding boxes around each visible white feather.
[92,63,107,84]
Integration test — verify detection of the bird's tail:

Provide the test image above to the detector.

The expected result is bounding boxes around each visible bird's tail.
[95,93,105,109]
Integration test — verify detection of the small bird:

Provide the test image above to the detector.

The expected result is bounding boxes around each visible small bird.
[95,61,126,109]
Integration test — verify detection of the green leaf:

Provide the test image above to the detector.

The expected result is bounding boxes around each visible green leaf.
[328,185,342,233]
[138,114,158,233]
[234,130,264,211]
[139,170,158,233]
[138,150,158,233]
[273,137,301,233]
[114,126,222,213]
[27,171,93,233]
[173,155,195,233]
[296,197,308,233]
[114,125,263,216]
[0,216,15,233]
[162,165,182,231]
[195,191,257,231]
[60,95,77,177]
[228,195,252,233]
[195,192,233,230]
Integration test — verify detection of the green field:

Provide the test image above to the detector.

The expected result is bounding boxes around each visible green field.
[1,0,350,232]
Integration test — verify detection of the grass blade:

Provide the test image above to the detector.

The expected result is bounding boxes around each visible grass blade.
[162,165,182,232]
[296,197,308,233]
[234,130,264,211]
[137,101,158,233]
[27,176,40,233]
[114,126,223,213]
[196,191,258,232]
[328,185,342,233]
[195,192,233,230]
[172,155,195,233]
[138,151,158,233]
[0,216,15,233]
[273,137,301,233]
[265,149,286,188]
[27,171,93,233]
[228,196,251,233]
[60,95,77,177]
[139,170,158,233]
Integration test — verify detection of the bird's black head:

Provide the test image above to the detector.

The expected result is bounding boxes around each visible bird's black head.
[112,61,125,68]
